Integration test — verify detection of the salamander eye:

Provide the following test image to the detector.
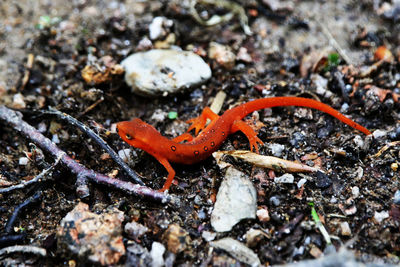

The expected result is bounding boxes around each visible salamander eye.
[125,134,133,140]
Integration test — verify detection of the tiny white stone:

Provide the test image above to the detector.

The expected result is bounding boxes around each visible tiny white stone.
[269,143,285,157]
[150,109,167,122]
[150,242,165,267]
[149,16,173,40]
[312,74,332,98]
[12,93,26,109]
[353,135,364,148]
[256,208,270,222]
[19,157,29,165]
[118,149,131,162]
[372,129,387,139]
[52,134,60,144]
[274,173,294,184]
[340,221,352,236]
[374,210,389,223]
[211,238,261,267]
[202,230,216,242]
[297,178,307,189]
[351,186,360,198]
[37,122,47,133]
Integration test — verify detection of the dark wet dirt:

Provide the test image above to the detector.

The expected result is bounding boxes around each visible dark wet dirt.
[0,0,399,266]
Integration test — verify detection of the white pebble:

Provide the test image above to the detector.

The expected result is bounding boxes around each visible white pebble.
[19,157,29,165]
[12,93,26,109]
[118,149,131,162]
[374,210,389,223]
[37,122,47,133]
[351,186,360,198]
[149,16,173,40]
[311,74,332,98]
[211,167,256,232]
[340,221,352,236]
[353,135,364,148]
[150,109,167,122]
[122,49,211,95]
[150,242,165,267]
[208,42,236,69]
[274,173,294,184]
[297,178,307,189]
[52,134,60,144]
[202,230,216,242]
[372,129,387,139]
[394,190,400,205]
[256,208,270,222]
[269,143,285,157]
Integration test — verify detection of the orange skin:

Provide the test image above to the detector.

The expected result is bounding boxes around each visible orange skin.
[117,97,371,192]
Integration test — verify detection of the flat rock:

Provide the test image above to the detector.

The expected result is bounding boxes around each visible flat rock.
[57,202,125,265]
[121,49,211,96]
[211,237,261,267]
[211,167,257,232]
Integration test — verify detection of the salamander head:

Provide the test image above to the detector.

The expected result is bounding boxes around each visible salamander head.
[116,118,160,150]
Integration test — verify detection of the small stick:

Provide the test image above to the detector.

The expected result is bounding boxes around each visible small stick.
[77,96,104,118]
[0,106,176,204]
[0,156,61,194]
[371,140,400,158]
[20,54,34,91]
[0,234,26,248]
[5,191,42,234]
[317,20,352,65]
[0,245,46,258]
[42,108,145,185]
[0,168,19,182]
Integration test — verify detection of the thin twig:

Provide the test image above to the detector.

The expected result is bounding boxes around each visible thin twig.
[77,96,104,118]
[5,191,42,234]
[0,245,46,258]
[371,140,400,158]
[0,106,177,205]
[0,234,26,248]
[0,156,61,194]
[20,53,34,91]
[0,168,19,182]
[316,20,352,65]
[41,107,145,185]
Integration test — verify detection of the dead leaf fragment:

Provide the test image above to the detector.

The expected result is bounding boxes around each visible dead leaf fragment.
[162,224,190,254]
[374,46,394,62]
[213,150,321,173]
[81,63,124,85]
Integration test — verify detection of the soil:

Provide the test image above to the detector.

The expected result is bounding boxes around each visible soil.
[0,0,399,266]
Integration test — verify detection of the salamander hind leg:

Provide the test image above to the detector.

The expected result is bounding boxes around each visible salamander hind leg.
[231,120,264,153]
[156,157,176,192]
[186,107,220,135]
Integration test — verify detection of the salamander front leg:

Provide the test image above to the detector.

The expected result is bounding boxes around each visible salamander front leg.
[186,107,220,135]
[231,120,264,153]
[157,157,176,192]
[172,133,194,143]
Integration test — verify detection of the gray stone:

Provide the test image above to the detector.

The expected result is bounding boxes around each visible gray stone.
[121,49,211,96]
[211,167,257,232]
[211,238,261,267]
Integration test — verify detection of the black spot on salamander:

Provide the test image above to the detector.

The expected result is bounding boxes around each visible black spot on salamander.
[194,150,200,156]
[171,145,176,151]
[210,141,215,147]
[222,131,225,136]
[204,146,208,151]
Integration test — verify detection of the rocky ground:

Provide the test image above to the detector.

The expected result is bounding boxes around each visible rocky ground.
[0,0,399,266]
